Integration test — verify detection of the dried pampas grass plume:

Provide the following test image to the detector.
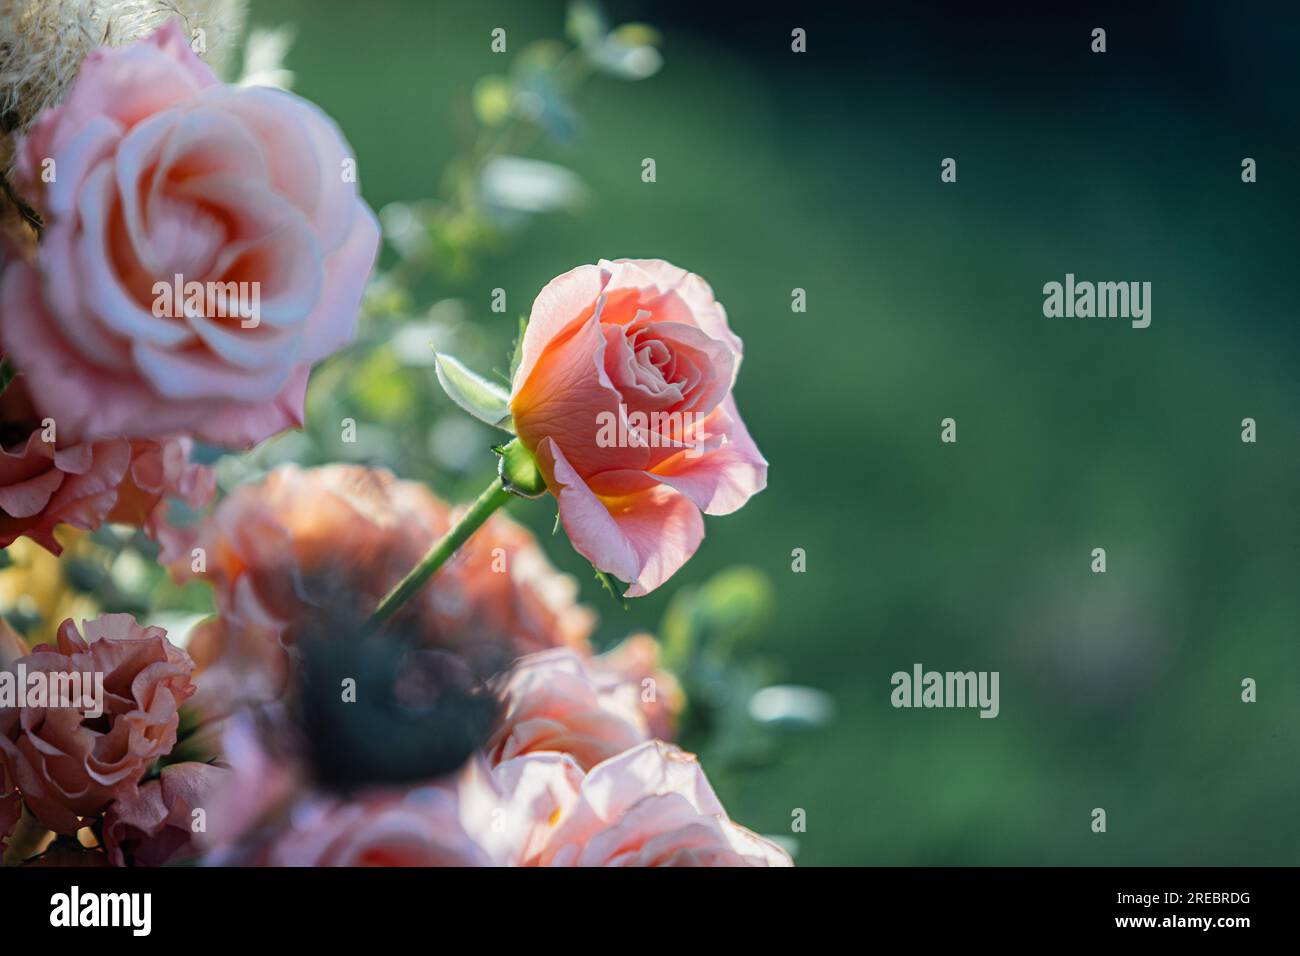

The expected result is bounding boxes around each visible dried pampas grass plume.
[0,0,247,145]
[0,1,247,246]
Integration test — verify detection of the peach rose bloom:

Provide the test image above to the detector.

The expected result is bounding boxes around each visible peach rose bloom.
[102,761,225,867]
[483,751,587,865]
[183,617,291,725]
[451,506,596,658]
[107,436,217,563]
[174,465,592,672]
[0,433,212,555]
[510,259,767,596]
[199,714,584,866]
[208,742,505,866]
[486,648,649,771]
[534,741,792,867]
[0,614,195,834]
[0,21,379,448]
[0,380,212,553]
[197,714,302,859]
[595,633,684,740]
[253,754,592,867]
[259,785,499,867]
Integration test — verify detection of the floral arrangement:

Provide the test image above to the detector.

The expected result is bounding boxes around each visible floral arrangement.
[0,1,817,867]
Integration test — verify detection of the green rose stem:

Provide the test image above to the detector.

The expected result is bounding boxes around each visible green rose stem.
[367,436,545,629]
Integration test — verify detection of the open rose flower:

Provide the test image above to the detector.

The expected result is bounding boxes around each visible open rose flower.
[486,648,649,771]
[102,761,225,867]
[0,614,195,834]
[173,465,592,675]
[510,259,767,596]
[202,717,506,866]
[0,21,379,448]
[204,719,587,867]
[0,427,212,555]
[533,741,791,867]
[251,784,498,867]
[595,633,684,740]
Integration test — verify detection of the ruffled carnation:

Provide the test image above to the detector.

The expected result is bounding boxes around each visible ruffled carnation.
[0,613,195,833]
[102,760,225,866]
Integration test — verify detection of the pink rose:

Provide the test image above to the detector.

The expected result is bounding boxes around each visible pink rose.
[0,614,196,833]
[102,761,225,867]
[184,617,291,725]
[198,713,585,867]
[197,714,301,859]
[0,21,379,448]
[451,507,596,659]
[487,649,649,771]
[256,785,497,867]
[197,717,488,868]
[595,633,684,740]
[107,436,217,563]
[257,754,593,867]
[533,741,792,867]
[0,424,212,555]
[510,259,767,595]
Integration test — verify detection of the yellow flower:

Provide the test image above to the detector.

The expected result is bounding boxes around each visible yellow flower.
[0,530,100,637]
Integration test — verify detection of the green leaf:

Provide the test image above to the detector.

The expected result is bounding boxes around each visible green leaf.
[593,566,630,609]
[0,358,16,398]
[508,315,527,384]
[433,352,514,432]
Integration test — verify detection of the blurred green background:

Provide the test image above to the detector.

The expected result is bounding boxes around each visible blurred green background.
[241,0,1300,865]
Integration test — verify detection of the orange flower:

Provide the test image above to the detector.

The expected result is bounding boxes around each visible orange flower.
[174,465,593,682]
[510,259,767,595]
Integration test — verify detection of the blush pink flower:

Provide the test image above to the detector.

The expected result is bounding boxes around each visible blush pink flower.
[595,633,684,740]
[198,709,586,867]
[197,714,302,859]
[107,436,217,563]
[0,425,212,555]
[102,761,225,867]
[0,614,196,834]
[486,648,649,771]
[256,784,498,867]
[510,259,767,596]
[0,20,379,448]
[183,617,291,725]
[204,728,505,866]
[533,740,792,867]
